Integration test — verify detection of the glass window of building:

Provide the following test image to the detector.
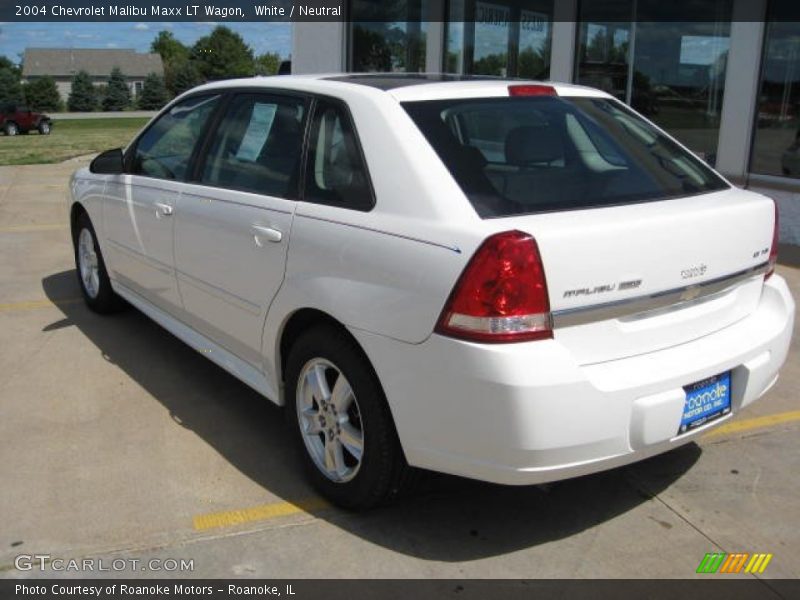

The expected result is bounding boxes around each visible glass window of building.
[349,0,428,72]
[576,0,732,166]
[750,1,800,179]
[575,1,632,104]
[445,0,553,79]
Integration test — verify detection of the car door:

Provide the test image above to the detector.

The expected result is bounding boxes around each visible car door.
[103,94,221,314]
[173,92,307,367]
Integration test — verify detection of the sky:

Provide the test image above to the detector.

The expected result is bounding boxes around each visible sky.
[0,21,292,64]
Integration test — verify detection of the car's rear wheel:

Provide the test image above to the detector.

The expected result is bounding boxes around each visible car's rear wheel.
[4,122,18,136]
[285,326,411,510]
[73,212,123,313]
[38,121,51,135]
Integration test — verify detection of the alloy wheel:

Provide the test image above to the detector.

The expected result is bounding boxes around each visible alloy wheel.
[296,358,364,483]
[78,228,100,299]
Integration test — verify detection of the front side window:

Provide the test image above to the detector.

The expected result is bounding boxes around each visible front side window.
[403,95,728,218]
[131,95,219,181]
[303,100,373,211]
[200,94,306,198]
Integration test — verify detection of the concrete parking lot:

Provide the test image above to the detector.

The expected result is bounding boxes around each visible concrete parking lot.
[0,159,798,582]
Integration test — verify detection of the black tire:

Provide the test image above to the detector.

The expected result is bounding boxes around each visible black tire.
[4,122,17,136]
[73,211,124,313]
[285,326,412,510]
[38,121,51,135]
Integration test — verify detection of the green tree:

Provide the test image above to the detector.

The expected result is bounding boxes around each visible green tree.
[151,30,189,64]
[152,30,192,96]
[585,28,628,64]
[473,53,507,77]
[254,52,281,76]
[103,67,131,111]
[137,72,168,110]
[517,46,550,80]
[586,29,608,62]
[191,26,254,81]
[0,55,20,77]
[94,84,108,111]
[445,50,461,73]
[68,70,97,112]
[351,25,392,72]
[0,68,24,107]
[23,76,62,111]
[171,59,202,96]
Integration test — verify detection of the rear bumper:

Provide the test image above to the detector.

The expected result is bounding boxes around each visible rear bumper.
[352,275,794,485]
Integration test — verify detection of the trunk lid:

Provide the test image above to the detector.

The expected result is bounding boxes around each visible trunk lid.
[493,188,774,365]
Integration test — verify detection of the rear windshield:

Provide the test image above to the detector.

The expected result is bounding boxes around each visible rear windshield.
[402,96,729,218]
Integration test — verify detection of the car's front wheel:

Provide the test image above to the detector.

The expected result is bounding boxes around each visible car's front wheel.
[38,121,51,135]
[73,212,123,313]
[4,122,18,136]
[285,326,411,510]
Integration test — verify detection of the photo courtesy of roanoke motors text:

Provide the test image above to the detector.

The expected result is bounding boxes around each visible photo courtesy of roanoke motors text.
[0,0,799,598]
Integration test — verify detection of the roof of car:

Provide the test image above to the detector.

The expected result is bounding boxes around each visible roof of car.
[187,73,610,104]
[324,73,503,90]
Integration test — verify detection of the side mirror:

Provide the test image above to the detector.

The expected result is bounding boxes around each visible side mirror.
[90,148,124,174]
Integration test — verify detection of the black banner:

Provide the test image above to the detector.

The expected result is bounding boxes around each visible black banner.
[1,0,341,22]
[2,0,800,23]
[2,580,800,600]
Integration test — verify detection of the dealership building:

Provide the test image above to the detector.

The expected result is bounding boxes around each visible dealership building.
[293,0,800,244]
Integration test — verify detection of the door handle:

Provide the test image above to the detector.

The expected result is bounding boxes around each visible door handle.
[154,202,173,217]
[252,224,282,245]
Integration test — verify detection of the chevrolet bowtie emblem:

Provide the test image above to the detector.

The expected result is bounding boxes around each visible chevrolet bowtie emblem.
[680,285,702,302]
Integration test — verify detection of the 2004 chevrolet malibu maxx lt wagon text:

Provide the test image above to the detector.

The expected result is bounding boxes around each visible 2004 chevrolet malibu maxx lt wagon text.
[69,74,794,509]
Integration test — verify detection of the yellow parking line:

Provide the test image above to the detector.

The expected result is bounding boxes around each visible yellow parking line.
[704,410,800,439]
[0,298,82,312]
[193,497,330,532]
[0,223,66,233]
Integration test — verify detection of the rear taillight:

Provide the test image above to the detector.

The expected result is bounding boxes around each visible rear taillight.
[766,200,779,280]
[436,230,552,343]
[508,84,557,97]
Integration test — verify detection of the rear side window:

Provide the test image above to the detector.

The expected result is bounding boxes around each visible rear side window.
[303,99,373,211]
[132,95,219,181]
[200,93,306,198]
[403,96,728,218]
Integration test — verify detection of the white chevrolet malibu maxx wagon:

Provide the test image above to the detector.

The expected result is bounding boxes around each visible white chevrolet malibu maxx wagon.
[70,74,794,509]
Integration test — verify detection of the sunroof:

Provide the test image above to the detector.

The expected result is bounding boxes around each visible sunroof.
[325,73,504,90]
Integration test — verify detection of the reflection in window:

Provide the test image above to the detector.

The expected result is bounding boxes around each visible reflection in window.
[576,12,631,104]
[751,2,800,179]
[403,96,727,218]
[201,94,306,198]
[473,2,511,76]
[445,0,553,79]
[517,8,552,79]
[133,95,219,181]
[349,1,427,72]
[575,0,732,166]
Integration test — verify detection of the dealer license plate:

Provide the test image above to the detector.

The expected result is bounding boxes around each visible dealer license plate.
[678,371,732,434]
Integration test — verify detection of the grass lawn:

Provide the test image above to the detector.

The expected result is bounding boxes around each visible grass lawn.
[0,118,149,166]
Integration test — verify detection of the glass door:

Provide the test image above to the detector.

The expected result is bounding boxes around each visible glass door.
[445,0,553,78]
